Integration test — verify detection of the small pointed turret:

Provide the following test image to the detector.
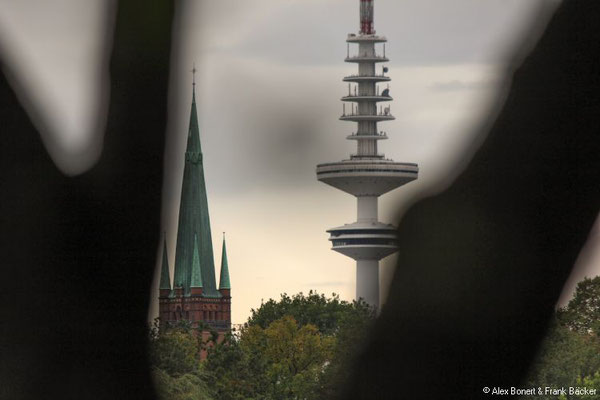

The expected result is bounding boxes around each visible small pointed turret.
[159,237,172,298]
[159,238,171,289]
[190,233,204,296]
[219,233,231,296]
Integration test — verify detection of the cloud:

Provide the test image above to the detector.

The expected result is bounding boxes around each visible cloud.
[429,79,496,92]
[210,0,557,68]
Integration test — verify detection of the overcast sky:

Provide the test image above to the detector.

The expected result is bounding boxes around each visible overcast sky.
[0,0,595,325]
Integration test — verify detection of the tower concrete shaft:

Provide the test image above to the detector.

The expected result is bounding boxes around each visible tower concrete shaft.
[316,0,418,309]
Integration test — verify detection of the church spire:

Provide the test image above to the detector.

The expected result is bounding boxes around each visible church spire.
[172,77,219,298]
[219,233,231,291]
[158,71,232,334]
[159,237,171,291]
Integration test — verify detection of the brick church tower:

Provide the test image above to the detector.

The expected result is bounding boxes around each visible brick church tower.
[158,81,231,334]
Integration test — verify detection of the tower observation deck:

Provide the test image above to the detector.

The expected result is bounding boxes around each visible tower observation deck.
[316,0,418,308]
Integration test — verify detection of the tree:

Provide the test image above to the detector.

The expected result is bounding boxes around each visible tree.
[317,301,374,398]
[244,316,335,399]
[153,368,214,400]
[574,373,600,400]
[524,318,600,398]
[203,333,259,400]
[206,292,375,400]
[149,320,216,400]
[525,277,600,398]
[248,291,373,335]
[558,277,600,335]
[150,321,199,377]
[205,316,335,400]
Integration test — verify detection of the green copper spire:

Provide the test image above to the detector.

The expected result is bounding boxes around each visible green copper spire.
[190,233,204,289]
[172,82,220,298]
[219,233,231,290]
[159,237,171,290]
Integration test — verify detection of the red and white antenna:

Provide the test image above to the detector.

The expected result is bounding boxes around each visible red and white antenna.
[360,0,374,34]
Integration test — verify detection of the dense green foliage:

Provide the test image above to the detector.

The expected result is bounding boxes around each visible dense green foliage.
[557,277,600,336]
[150,292,374,400]
[149,320,216,400]
[207,292,374,400]
[248,291,373,335]
[150,322,198,376]
[524,277,600,399]
[153,368,214,400]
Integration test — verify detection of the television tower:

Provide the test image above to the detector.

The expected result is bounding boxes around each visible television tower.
[316,0,418,308]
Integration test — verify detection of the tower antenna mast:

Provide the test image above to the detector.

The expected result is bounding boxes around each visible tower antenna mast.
[360,0,374,35]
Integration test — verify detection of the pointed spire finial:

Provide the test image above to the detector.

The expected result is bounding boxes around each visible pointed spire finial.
[191,63,197,104]
[219,234,231,290]
[192,63,197,86]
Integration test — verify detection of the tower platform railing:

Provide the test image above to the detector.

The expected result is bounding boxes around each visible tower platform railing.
[345,54,389,63]
[341,94,392,102]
